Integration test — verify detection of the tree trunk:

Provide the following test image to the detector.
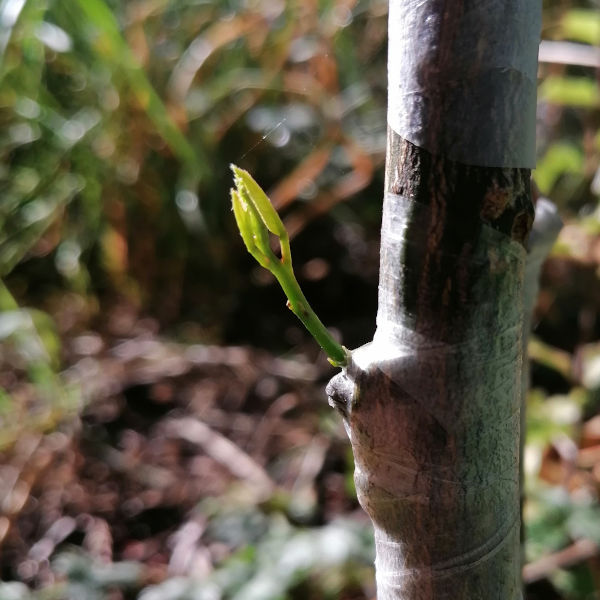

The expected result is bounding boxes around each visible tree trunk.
[327,3,542,599]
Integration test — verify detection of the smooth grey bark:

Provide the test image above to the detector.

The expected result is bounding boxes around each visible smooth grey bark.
[327,2,542,599]
[328,137,530,600]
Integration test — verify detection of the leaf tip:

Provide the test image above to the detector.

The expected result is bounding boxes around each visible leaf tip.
[230,163,247,183]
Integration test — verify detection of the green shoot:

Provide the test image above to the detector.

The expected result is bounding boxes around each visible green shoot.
[230,165,348,367]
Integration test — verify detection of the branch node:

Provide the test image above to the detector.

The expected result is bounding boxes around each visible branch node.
[326,371,356,419]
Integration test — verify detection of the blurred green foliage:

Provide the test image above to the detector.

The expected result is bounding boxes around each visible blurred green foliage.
[0,0,392,422]
[0,515,374,600]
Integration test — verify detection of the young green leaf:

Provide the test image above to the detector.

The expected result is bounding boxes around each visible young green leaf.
[231,165,287,238]
[231,188,271,269]
[237,186,276,261]
[230,165,348,367]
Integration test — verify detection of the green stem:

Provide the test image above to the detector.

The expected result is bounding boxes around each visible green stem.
[230,164,348,367]
[270,262,348,367]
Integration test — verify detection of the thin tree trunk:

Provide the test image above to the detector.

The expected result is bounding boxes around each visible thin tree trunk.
[327,2,541,599]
